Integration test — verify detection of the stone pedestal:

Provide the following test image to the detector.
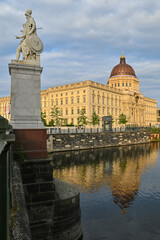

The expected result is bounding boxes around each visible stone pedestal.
[9,61,48,159]
[9,62,44,129]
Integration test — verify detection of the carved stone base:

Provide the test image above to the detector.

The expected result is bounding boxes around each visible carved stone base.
[9,62,43,129]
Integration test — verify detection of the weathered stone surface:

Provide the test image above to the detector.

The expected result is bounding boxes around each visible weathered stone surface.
[10,161,32,240]
[48,131,150,152]
[9,63,44,129]
[20,160,82,240]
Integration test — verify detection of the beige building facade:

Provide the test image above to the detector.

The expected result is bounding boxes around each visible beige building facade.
[0,54,157,127]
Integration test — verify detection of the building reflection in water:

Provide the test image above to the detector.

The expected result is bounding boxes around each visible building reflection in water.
[51,142,159,214]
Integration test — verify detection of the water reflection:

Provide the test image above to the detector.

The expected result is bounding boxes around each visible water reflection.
[51,143,159,214]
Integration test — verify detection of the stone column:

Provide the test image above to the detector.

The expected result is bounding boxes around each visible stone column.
[9,61,48,159]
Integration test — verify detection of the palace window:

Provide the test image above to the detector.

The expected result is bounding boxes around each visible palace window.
[115,97,117,106]
[98,96,100,104]
[66,109,68,115]
[129,83,131,87]
[102,97,105,104]
[66,98,68,104]
[118,83,120,87]
[61,99,63,105]
[98,107,100,114]
[77,108,80,114]
[83,90,86,93]
[51,100,53,106]
[107,94,109,105]
[111,95,113,106]
[71,108,74,114]
[61,109,63,116]
[126,83,128,87]
[71,92,73,95]
[92,95,94,103]
[71,98,74,104]
[77,97,79,103]
[107,107,110,115]
[111,108,113,115]
[56,99,58,105]
[115,83,116,87]
[83,96,86,103]
[122,83,124,87]
[77,91,79,94]
[103,107,105,115]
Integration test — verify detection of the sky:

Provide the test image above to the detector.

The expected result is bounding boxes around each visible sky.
[0,0,160,106]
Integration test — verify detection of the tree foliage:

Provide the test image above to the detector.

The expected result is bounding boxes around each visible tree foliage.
[41,111,47,126]
[78,109,88,126]
[50,106,62,126]
[118,113,128,125]
[91,112,100,126]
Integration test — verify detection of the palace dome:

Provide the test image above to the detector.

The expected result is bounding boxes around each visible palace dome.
[110,53,136,78]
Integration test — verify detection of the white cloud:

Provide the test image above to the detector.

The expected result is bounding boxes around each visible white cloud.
[0,0,160,106]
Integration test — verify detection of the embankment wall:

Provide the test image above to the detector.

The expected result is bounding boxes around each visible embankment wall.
[47,131,150,152]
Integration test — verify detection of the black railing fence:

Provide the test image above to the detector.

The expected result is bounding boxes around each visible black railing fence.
[46,125,151,135]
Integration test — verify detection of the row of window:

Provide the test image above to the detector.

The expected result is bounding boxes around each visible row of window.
[43,95,122,107]
[92,95,121,106]
[46,107,122,117]
[112,82,131,87]
[58,108,86,116]
[42,90,86,100]
[43,96,87,107]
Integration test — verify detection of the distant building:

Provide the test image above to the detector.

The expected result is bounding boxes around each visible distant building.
[156,108,160,123]
[0,53,157,126]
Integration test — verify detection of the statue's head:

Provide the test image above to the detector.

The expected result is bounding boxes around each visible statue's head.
[25,9,32,18]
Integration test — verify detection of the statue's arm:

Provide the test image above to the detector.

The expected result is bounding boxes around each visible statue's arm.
[28,18,36,35]
[16,34,25,39]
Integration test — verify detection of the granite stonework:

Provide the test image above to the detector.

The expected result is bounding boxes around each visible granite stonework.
[20,160,83,240]
[9,62,48,159]
[10,161,32,240]
[9,63,44,129]
[14,129,48,159]
[47,131,150,152]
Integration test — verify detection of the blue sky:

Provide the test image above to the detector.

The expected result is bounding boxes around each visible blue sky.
[0,0,160,106]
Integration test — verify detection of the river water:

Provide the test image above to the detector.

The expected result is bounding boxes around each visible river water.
[50,142,160,240]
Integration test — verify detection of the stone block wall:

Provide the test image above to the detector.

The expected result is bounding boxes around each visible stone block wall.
[47,131,150,152]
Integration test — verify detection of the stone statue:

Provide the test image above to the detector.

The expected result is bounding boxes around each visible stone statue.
[16,9,43,64]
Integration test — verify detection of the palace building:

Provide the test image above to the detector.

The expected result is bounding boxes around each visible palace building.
[0,53,157,126]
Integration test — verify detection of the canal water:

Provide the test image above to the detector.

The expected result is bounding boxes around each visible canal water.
[50,143,160,240]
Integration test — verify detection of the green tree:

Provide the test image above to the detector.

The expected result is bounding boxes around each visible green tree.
[118,113,128,125]
[41,111,47,126]
[50,106,62,126]
[78,109,88,126]
[91,112,100,126]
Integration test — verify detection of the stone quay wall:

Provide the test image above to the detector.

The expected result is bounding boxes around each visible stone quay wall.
[47,131,150,152]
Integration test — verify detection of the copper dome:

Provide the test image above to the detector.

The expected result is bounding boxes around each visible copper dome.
[110,54,136,78]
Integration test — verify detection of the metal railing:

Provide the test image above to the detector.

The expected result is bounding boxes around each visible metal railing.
[47,127,104,134]
[47,125,150,135]
[0,116,15,240]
